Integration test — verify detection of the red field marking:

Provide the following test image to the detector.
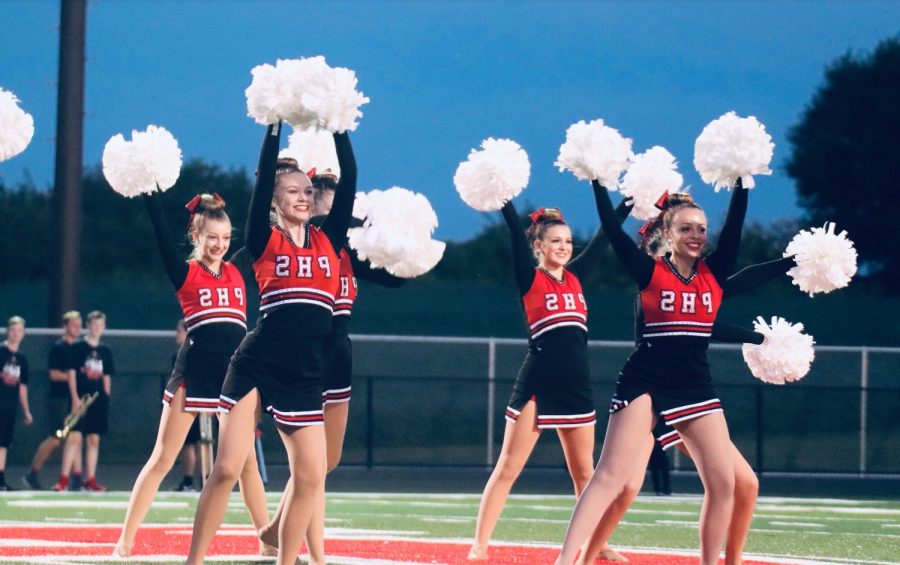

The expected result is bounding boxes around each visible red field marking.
[0,525,793,564]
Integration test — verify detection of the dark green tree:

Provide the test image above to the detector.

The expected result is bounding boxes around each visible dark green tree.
[786,36,900,292]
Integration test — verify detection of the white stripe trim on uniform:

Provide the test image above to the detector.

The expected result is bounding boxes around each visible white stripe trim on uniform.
[532,321,588,339]
[323,386,351,396]
[261,287,335,300]
[187,317,248,331]
[334,299,353,306]
[273,417,325,427]
[267,407,325,417]
[529,311,587,330]
[184,307,247,323]
[536,420,595,429]
[332,310,352,317]
[642,331,711,338]
[323,396,351,405]
[666,406,723,425]
[660,398,722,416]
[644,320,714,328]
[537,411,596,421]
[259,298,334,312]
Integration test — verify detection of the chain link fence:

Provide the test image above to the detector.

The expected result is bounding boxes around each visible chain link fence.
[5,329,898,477]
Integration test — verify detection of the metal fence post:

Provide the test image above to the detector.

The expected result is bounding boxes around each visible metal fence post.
[366,375,374,469]
[487,338,496,467]
[755,385,764,477]
[860,347,869,474]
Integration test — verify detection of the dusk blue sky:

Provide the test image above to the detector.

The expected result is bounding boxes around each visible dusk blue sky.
[1,0,898,241]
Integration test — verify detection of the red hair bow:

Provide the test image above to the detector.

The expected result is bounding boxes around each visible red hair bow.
[528,208,564,224]
[306,167,317,179]
[638,191,670,240]
[654,190,670,211]
[185,193,225,228]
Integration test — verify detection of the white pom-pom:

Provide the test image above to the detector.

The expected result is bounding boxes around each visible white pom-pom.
[453,138,530,212]
[693,111,774,191]
[279,128,340,177]
[555,118,634,188]
[348,187,444,278]
[620,146,684,220]
[785,222,858,296]
[742,316,815,385]
[0,87,35,162]
[102,125,182,198]
[245,56,368,133]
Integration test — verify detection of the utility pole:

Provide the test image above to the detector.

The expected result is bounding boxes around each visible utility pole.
[49,0,87,324]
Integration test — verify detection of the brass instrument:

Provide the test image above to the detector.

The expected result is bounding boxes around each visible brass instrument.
[55,392,100,439]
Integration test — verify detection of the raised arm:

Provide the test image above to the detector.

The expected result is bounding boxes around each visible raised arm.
[705,179,749,281]
[723,256,795,298]
[321,132,358,251]
[349,248,405,288]
[501,201,536,296]
[567,186,632,279]
[246,124,282,259]
[590,180,655,289]
[143,192,188,289]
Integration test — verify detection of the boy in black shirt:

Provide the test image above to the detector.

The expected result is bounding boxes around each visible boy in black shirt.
[1,316,32,490]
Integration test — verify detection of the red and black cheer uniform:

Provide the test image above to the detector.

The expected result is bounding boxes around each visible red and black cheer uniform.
[595,179,748,437]
[45,338,77,436]
[145,194,248,412]
[310,220,403,405]
[0,343,28,448]
[219,124,356,427]
[656,255,794,450]
[71,338,115,435]
[500,187,622,430]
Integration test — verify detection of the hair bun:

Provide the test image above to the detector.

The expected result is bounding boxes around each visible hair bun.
[276,157,300,170]
[664,193,694,208]
[192,193,226,213]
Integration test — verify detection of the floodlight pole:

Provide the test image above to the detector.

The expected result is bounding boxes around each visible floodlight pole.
[49,0,86,324]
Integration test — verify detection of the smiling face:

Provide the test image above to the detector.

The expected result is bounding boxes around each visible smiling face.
[534,224,573,271]
[664,207,708,261]
[274,172,315,226]
[193,217,232,265]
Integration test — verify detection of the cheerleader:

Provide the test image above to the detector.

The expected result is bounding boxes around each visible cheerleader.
[113,193,270,558]
[258,169,403,564]
[186,123,356,565]
[468,184,628,561]
[554,181,749,565]
[578,257,795,565]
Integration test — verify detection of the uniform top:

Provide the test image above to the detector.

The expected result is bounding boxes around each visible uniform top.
[243,125,357,337]
[71,339,114,395]
[47,338,78,399]
[593,179,748,354]
[333,247,357,317]
[638,256,723,347]
[0,343,29,408]
[144,192,248,350]
[500,186,627,349]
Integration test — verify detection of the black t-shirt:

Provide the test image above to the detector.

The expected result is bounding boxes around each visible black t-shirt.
[47,338,78,399]
[71,339,115,396]
[0,344,29,411]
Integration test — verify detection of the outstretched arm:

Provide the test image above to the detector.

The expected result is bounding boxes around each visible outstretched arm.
[567,186,632,278]
[706,179,749,281]
[322,132,358,251]
[590,180,655,289]
[711,321,764,345]
[501,201,536,296]
[723,256,795,298]
[246,124,282,259]
[349,248,405,287]
[143,192,188,289]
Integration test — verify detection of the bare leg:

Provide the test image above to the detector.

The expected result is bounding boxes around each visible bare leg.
[469,400,542,560]
[554,395,655,565]
[302,401,349,565]
[675,413,735,565]
[59,432,82,480]
[557,424,596,495]
[85,434,100,479]
[725,445,758,565]
[114,389,196,556]
[30,436,61,471]
[276,423,327,565]
[185,390,258,565]
[578,434,656,564]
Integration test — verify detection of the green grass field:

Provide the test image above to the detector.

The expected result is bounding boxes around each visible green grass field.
[1,490,898,564]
